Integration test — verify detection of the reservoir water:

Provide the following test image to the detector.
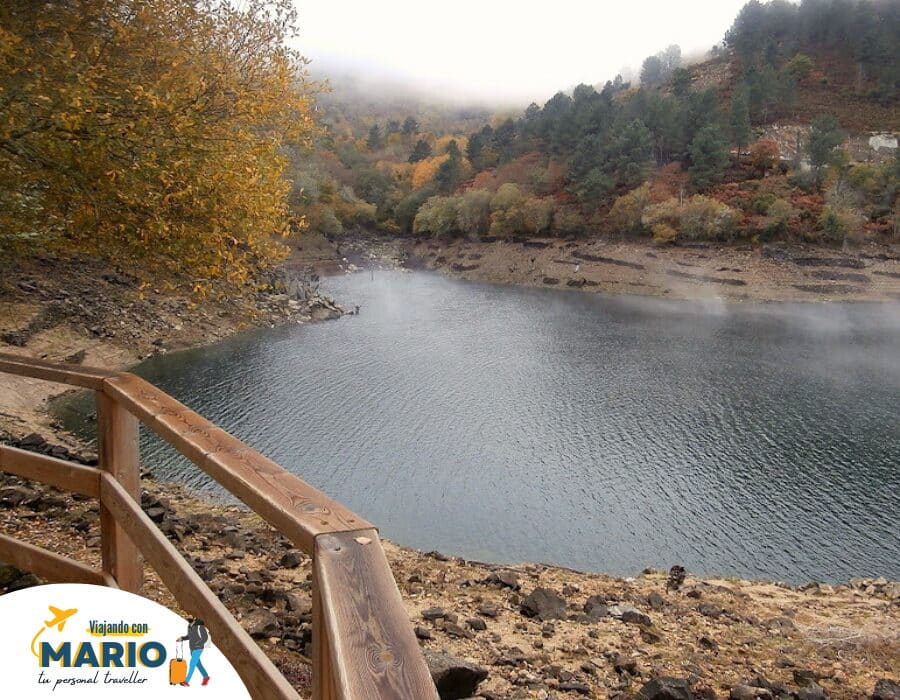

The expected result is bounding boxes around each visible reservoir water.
[58,271,900,582]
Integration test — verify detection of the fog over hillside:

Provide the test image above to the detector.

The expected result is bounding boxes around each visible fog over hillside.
[294,0,753,103]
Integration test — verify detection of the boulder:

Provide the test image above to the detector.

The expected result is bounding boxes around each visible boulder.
[583,595,609,621]
[729,686,773,700]
[637,677,694,699]
[648,590,666,610]
[6,573,41,592]
[0,562,23,588]
[610,604,652,627]
[873,679,900,700]
[797,684,828,700]
[520,587,567,621]
[466,617,487,631]
[698,603,724,619]
[422,607,447,621]
[242,608,279,639]
[424,650,488,700]
[559,681,592,694]
[483,570,520,590]
[279,551,303,569]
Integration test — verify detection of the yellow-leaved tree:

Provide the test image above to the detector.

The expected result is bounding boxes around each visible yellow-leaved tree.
[0,0,320,290]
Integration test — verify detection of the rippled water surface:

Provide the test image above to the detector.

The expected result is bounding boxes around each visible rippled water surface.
[60,271,900,582]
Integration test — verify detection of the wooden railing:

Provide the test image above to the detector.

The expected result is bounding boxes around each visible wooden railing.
[0,352,438,700]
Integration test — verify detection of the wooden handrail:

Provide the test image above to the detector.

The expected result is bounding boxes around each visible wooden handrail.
[100,474,299,700]
[102,373,372,553]
[315,531,439,698]
[0,444,101,497]
[0,352,438,700]
[0,533,116,588]
[0,353,115,389]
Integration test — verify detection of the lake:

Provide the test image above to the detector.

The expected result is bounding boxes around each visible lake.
[58,270,900,583]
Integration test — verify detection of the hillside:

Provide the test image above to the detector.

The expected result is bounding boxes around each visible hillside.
[314,0,898,251]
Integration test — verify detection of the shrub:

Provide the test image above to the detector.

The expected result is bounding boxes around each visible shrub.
[787,170,818,193]
[680,196,739,241]
[306,205,342,237]
[749,140,780,174]
[552,207,586,236]
[759,198,797,239]
[609,183,652,234]
[488,207,525,238]
[819,206,864,243]
[521,197,556,235]
[651,223,678,242]
[413,196,459,236]
[490,183,524,211]
[784,53,814,78]
[750,192,777,215]
[456,189,493,235]
[642,196,739,241]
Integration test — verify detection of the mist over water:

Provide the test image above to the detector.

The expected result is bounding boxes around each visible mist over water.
[59,271,900,582]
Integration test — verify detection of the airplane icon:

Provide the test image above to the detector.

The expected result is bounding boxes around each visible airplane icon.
[44,606,78,632]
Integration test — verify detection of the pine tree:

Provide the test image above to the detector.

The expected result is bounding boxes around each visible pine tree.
[688,125,730,192]
[435,142,462,194]
[807,114,845,180]
[402,116,419,135]
[408,139,432,164]
[366,124,383,151]
[730,84,752,156]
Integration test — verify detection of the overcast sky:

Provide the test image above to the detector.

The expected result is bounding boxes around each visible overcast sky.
[292,0,755,105]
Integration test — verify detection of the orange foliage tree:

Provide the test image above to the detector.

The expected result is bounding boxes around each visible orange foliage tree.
[749,140,781,175]
[0,0,320,290]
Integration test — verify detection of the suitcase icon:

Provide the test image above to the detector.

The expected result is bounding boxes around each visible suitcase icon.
[169,639,187,685]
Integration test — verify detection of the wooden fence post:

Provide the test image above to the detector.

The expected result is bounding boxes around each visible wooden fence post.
[312,563,338,700]
[96,392,143,593]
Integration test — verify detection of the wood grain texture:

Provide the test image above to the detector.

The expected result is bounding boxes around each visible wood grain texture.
[99,475,300,700]
[315,530,439,700]
[97,391,143,593]
[0,533,114,586]
[312,565,339,700]
[102,373,371,553]
[0,444,101,497]
[0,352,115,389]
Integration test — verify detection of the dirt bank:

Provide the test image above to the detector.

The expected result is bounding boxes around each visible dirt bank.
[0,249,345,440]
[404,236,900,303]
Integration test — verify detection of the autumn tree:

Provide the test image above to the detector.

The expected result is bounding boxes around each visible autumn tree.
[0,0,320,290]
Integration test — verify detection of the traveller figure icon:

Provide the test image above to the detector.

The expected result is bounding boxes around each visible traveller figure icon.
[177,618,211,687]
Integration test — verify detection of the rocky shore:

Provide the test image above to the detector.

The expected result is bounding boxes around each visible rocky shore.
[1,433,897,699]
[0,251,345,439]
[403,235,900,304]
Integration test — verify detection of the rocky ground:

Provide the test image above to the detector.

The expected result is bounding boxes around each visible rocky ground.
[0,435,897,700]
[404,235,900,304]
[0,250,345,439]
